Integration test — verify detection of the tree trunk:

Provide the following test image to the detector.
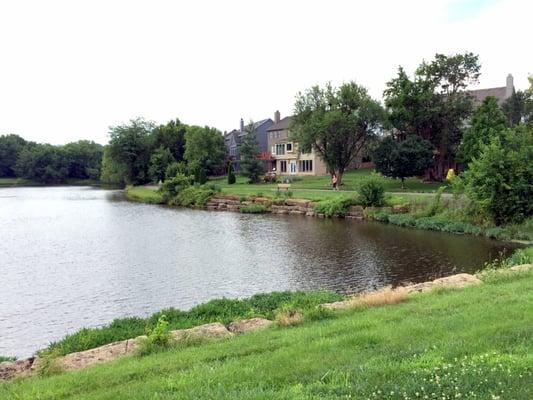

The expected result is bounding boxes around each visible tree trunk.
[337,170,344,188]
[401,177,405,189]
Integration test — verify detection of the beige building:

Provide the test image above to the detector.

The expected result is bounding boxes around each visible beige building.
[266,111,328,176]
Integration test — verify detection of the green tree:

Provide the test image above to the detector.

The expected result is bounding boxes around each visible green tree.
[502,90,533,126]
[152,119,187,162]
[148,146,175,183]
[0,134,27,177]
[462,125,533,225]
[239,123,263,183]
[100,146,127,185]
[292,82,384,185]
[63,140,103,180]
[108,118,155,185]
[184,126,226,183]
[15,143,68,183]
[385,52,480,180]
[373,135,434,188]
[458,96,507,164]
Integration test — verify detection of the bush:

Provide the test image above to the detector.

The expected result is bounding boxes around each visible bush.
[227,161,236,185]
[240,204,268,214]
[173,185,216,207]
[314,196,355,217]
[165,161,187,180]
[159,173,193,201]
[462,126,532,225]
[356,176,385,206]
[137,315,173,356]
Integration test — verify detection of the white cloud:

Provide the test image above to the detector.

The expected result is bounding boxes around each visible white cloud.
[0,0,531,144]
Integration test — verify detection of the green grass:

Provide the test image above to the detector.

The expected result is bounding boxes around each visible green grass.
[42,291,342,357]
[240,204,268,214]
[0,177,40,187]
[124,185,164,204]
[0,356,16,363]
[2,270,532,399]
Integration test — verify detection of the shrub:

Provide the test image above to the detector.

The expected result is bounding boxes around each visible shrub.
[165,161,188,180]
[0,356,16,362]
[173,186,216,207]
[159,173,193,202]
[314,197,354,217]
[240,204,268,214]
[462,125,532,225]
[387,214,417,227]
[137,315,173,356]
[356,175,385,206]
[227,161,236,184]
[421,186,446,217]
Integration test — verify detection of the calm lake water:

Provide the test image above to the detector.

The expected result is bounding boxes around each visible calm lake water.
[0,186,519,357]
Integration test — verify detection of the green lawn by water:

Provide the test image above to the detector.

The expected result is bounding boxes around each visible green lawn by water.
[2,269,532,399]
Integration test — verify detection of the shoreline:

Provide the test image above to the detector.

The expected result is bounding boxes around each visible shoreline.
[124,186,533,244]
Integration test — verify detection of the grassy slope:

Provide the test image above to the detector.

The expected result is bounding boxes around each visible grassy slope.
[2,270,532,399]
[124,185,164,204]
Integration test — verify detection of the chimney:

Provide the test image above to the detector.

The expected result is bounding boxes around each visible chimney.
[274,110,281,124]
[240,118,244,133]
[506,74,514,98]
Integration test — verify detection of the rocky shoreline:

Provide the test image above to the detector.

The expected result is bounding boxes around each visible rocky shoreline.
[2,264,531,382]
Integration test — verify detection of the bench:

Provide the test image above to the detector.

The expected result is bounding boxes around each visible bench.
[277,183,291,190]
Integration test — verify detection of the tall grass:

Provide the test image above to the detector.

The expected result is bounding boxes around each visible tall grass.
[43,290,342,356]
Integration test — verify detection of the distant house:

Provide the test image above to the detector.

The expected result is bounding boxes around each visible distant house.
[267,111,328,176]
[225,117,274,171]
[468,74,514,106]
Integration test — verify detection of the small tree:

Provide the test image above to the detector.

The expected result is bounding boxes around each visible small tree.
[291,82,385,186]
[227,160,236,184]
[373,135,434,188]
[239,123,263,183]
[461,125,532,225]
[459,96,507,164]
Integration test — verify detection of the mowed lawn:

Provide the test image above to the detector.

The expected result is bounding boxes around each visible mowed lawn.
[2,270,532,399]
[212,169,445,200]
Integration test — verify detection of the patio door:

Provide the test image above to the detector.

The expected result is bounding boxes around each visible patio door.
[289,161,297,174]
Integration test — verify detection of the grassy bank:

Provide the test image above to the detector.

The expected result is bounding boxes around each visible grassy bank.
[124,185,164,204]
[2,265,532,399]
[42,291,342,357]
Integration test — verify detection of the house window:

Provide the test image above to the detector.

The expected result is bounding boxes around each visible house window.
[280,160,287,173]
[275,144,285,155]
[290,162,297,173]
[286,143,293,152]
[299,160,313,172]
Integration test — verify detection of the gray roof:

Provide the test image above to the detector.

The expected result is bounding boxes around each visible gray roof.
[237,118,273,137]
[267,116,293,132]
[468,87,508,105]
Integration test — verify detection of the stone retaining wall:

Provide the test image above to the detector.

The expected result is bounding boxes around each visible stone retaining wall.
[205,195,408,218]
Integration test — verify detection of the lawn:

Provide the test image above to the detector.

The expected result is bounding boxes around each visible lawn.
[211,169,445,200]
[2,269,532,399]
[0,177,39,187]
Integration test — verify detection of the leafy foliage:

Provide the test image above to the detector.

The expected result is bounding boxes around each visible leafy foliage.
[356,175,385,206]
[148,146,175,183]
[184,126,226,183]
[240,204,268,214]
[461,125,533,225]
[227,161,236,184]
[159,173,194,202]
[108,118,155,185]
[292,82,385,185]
[313,196,355,217]
[458,96,507,164]
[384,52,480,179]
[502,89,533,126]
[373,135,434,186]
[0,134,27,177]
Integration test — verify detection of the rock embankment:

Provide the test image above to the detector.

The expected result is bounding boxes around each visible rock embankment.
[205,195,407,218]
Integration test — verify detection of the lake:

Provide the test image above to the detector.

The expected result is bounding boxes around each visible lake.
[0,186,519,357]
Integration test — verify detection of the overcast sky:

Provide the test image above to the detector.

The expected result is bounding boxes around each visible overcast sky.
[0,0,531,145]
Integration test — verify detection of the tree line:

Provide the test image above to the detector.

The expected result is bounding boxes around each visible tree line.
[0,135,103,183]
[101,118,226,185]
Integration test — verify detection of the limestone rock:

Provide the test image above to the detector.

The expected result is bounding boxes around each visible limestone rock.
[392,204,409,214]
[60,339,135,371]
[405,273,481,294]
[171,322,232,341]
[227,318,273,334]
[0,357,38,380]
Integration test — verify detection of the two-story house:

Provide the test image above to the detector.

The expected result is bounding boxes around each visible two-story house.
[267,111,328,176]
